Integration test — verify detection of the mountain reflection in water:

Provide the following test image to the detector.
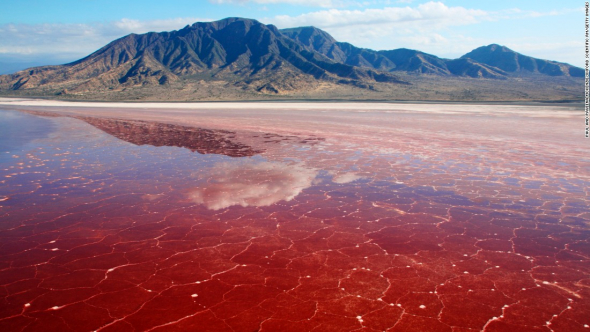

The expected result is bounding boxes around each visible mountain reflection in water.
[20,110,263,157]
[79,117,263,157]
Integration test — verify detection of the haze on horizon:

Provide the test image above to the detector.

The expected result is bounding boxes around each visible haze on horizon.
[0,0,582,74]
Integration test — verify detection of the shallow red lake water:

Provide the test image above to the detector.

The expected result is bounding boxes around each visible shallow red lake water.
[0,103,589,332]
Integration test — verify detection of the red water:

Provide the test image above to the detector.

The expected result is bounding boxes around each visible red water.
[0,108,589,332]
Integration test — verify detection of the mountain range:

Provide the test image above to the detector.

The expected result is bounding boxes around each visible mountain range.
[282,26,583,79]
[0,17,583,101]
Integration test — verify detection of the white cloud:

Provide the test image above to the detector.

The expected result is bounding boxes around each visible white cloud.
[494,6,582,19]
[208,0,420,7]
[268,2,488,29]
[110,18,210,33]
[264,1,489,53]
[0,18,209,58]
[208,0,352,8]
[188,161,317,210]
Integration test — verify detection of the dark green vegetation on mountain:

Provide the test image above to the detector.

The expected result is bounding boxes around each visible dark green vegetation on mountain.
[0,18,582,101]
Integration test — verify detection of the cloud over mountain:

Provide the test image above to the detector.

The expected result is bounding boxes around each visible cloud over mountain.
[0,18,210,58]
[209,0,348,7]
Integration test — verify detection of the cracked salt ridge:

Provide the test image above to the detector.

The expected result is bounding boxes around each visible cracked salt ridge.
[0,109,589,332]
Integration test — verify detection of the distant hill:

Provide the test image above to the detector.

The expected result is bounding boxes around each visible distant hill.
[461,44,583,77]
[0,17,583,101]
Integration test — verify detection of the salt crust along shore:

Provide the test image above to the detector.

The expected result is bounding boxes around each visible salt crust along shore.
[0,97,580,117]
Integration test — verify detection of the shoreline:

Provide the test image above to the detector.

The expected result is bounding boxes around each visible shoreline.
[0,97,582,116]
[0,96,583,107]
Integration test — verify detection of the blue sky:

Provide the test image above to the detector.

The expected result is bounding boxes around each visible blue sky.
[0,0,583,73]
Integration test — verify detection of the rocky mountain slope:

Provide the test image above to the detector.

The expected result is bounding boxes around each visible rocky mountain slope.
[0,17,583,101]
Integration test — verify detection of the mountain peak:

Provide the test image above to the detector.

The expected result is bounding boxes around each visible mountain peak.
[188,17,261,30]
[478,44,513,53]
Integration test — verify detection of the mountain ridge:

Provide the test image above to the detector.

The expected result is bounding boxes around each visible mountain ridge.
[281,26,581,79]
